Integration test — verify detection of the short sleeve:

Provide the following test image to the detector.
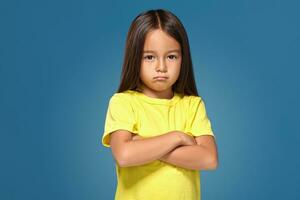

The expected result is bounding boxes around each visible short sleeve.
[187,96,215,138]
[101,94,137,148]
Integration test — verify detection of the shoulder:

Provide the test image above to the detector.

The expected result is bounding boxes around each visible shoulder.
[110,90,134,102]
[174,95,203,113]
[183,95,209,114]
[108,90,136,109]
[182,94,203,106]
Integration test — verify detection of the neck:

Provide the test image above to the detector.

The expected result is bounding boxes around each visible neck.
[139,86,174,99]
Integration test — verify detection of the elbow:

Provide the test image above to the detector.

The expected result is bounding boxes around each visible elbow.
[117,160,127,168]
[115,150,130,167]
[195,153,218,171]
[209,158,218,170]
[116,156,126,167]
[199,152,218,170]
[208,153,218,170]
[111,141,132,167]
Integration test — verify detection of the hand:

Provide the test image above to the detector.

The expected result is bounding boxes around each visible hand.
[172,131,196,146]
[159,131,196,162]
[132,132,196,146]
[131,134,144,141]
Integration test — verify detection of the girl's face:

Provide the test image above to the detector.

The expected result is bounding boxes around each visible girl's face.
[139,29,182,99]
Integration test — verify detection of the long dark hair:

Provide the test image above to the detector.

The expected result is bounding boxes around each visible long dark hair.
[117,9,199,96]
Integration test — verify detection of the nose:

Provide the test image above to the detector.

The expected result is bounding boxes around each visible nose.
[156,57,167,72]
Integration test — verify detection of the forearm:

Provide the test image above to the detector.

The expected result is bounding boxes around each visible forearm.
[159,145,216,170]
[120,132,181,167]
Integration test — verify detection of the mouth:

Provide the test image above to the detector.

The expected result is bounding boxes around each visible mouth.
[154,76,168,80]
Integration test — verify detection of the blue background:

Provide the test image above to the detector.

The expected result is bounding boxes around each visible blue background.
[1,0,299,199]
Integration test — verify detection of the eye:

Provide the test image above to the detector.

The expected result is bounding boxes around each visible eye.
[168,55,178,60]
[143,55,155,60]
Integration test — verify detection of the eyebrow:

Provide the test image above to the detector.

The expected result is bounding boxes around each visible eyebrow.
[143,49,181,53]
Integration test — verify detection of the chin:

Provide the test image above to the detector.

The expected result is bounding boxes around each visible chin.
[142,81,173,92]
[152,86,172,92]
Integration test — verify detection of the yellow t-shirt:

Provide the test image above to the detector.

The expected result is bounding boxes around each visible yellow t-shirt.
[102,89,215,200]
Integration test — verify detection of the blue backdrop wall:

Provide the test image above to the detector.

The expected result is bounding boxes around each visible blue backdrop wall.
[1,0,299,199]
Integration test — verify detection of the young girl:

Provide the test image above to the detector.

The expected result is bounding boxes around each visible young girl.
[102,9,218,200]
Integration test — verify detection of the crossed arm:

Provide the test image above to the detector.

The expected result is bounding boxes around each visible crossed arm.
[132,134,218,171]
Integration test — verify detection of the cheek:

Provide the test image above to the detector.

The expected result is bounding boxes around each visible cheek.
[140,66,151,80]
[170,63,181,76]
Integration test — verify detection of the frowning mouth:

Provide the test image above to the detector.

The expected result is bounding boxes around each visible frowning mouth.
[154,76,168,80]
